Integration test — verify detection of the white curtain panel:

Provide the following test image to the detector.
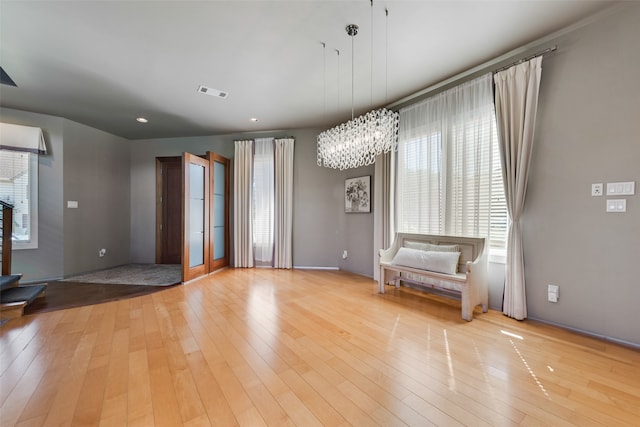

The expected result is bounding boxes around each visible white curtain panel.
[373,151,392,280]
[397,74,496,238]
[233,139,254,267]
[274,138,295,269]
[253,138,275,263]
[494,56,543,320]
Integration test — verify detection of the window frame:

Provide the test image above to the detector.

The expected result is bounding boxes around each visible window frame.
[0,150,38,251]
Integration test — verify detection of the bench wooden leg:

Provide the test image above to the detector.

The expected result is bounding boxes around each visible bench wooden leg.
[461,286,472,321]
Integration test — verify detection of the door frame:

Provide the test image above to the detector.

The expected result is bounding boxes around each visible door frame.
[156,152,230,282]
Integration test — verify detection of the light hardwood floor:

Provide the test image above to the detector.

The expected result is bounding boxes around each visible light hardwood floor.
[1,268,639,426]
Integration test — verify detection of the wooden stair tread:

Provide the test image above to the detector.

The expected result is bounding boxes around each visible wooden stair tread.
[0,284,47,305]
[0,274,22,292]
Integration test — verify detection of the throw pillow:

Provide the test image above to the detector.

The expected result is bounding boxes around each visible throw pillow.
[391,247,461,275]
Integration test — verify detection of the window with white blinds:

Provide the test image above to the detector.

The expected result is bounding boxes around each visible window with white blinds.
[0,150,38,249]
[252,138,274,263]
[397,74,506,251]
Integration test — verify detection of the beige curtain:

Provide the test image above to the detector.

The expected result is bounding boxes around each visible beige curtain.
[373,151,393,280]
[494,56,543,320]
[233,140,254,267]
[274,138,295,269]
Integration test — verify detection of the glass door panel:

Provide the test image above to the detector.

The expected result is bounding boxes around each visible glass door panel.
[208,152,230,271]
[182,153,209,281]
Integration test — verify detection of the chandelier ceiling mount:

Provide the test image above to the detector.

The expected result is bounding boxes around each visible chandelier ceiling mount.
[317,13,398,171]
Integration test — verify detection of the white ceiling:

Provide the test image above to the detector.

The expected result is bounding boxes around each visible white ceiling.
[0,0,616,140]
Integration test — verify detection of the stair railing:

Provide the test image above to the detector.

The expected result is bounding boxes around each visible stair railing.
[1,200,13,276]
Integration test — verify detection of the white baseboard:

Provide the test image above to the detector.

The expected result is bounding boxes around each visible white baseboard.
[293,266,339,270]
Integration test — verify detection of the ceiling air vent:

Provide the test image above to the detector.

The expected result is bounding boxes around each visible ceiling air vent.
[197,85,228,99]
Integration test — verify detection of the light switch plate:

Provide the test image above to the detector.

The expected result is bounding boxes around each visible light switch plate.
[607,181,635,196]
[67,200,78,209]
[606,199,626,213]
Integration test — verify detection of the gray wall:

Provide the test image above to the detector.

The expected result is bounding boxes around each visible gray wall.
[62,120,131,276]
[1,108,65,282]
[129,128,375,277]
[292,129,374,276]
[523,3,640,345]
[1,108,132,281]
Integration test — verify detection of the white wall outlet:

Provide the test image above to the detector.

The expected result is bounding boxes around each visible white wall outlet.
[99,248,106,257]
[548,284,559,303]
[591,183,603,196]
[342,250,348,259]
[67,200,79,208]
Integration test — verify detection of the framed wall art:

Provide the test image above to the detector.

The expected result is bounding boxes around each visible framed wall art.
[345,175,371,213]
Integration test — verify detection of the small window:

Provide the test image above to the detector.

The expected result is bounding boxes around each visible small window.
[0,150,38,250]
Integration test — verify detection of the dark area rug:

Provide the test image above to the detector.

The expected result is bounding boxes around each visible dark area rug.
[24,281,179,315]
[61,264,181,286]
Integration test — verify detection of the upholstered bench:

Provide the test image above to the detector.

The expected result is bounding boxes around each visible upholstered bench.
[379,233,488,321]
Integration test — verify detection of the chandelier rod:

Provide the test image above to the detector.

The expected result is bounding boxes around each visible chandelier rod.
[370,0,374,108]
[321,42,326,123]
[346,24,358,121]
[351,28,355,120]
[385,7,389,103]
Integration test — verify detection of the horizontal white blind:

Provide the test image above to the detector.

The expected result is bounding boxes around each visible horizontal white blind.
[490,128,507,249]
[252,138,274,263]
[397,132,442,234]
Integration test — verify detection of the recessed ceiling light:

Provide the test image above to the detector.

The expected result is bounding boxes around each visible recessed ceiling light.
[250,118,259,122]
[136,117,149,123]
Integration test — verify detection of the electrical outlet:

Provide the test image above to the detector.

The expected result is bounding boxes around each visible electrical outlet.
[548,284,559,303]
[342,250,348,259]
[591,183,603,197]
[99,248,106,257]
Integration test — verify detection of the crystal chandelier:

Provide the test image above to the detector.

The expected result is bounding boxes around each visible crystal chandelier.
[317,107,398,170]
[317,22,399,170]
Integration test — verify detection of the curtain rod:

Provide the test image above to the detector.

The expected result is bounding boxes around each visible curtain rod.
[386,44,557,111]
[493,46,557,74]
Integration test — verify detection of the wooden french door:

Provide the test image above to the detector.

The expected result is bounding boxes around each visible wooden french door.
[178,152,230,282]
[182,153,210,282]
[158,153,229,282]
[208,152,230,271]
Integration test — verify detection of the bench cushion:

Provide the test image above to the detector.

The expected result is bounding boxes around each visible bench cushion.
[405,241,460,253]
[391,247,461,275]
